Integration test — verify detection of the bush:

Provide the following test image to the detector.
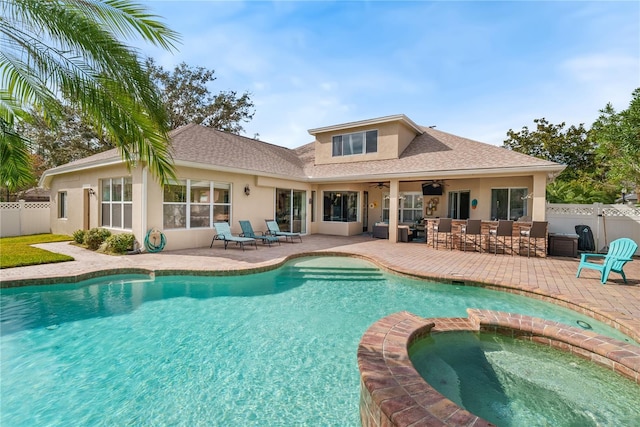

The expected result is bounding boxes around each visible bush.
[72,229,86,244]
[84,228,112,250]
[104,233,136,254]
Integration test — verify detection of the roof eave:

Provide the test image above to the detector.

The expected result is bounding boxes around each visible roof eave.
[308,114,423,136]
[173,160,309,182]
[39,157,125,189]
[306,164,566,183]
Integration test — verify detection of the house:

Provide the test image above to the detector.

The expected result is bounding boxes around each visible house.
[39,114,565,250]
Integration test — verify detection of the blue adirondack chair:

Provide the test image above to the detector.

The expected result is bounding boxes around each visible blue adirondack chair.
[576,237,637,284]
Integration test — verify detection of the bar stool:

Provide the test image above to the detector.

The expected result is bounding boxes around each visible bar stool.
[519,221,548,257]
[432,218,453,250]
[460,219,482,253]
[488,220,514,255]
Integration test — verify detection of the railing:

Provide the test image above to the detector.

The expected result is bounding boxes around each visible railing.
[0,201,51,237]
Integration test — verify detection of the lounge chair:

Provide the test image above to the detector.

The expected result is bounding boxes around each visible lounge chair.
[265,220,302,243]
[210,222,257,251]
[576,237,637,284]
[239,220,280,246]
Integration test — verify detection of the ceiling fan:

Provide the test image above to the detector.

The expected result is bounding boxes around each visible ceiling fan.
[370,182,389,189]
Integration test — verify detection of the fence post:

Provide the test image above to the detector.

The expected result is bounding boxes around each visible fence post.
[18,199,25,236]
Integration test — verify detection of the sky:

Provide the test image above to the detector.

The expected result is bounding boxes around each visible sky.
[138,1,640,148]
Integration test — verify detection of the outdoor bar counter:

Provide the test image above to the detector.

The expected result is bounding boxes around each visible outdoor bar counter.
[424,218,548,257]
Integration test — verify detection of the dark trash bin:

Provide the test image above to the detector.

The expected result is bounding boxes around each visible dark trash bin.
[574,225,595,252]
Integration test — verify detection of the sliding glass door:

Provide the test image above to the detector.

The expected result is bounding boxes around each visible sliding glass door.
[276,188,306,233]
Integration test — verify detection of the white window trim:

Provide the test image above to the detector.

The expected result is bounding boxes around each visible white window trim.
[101,177,133,230]
[332,129,378,157]
[162,179,232,230]
[382,192,423,223]
[58,191,67,219]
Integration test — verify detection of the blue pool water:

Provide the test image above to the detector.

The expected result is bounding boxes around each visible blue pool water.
[0,256,634,426]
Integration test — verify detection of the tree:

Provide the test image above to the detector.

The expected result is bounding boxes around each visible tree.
[146,59,255,133]
[591,88,640,197]
[503,118,597,182]
[18,106,114,170]
[545,180,614,204]
[1,0,180,185]
[0,119,33,199]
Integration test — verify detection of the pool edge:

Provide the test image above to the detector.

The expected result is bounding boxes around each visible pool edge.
[357,310,640,427]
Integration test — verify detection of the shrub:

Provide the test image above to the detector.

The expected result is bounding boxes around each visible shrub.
[104,233,136,254]
[84,228,112,250]
[72,229,86,244]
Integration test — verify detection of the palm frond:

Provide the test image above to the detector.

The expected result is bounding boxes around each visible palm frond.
[0,0,179,183]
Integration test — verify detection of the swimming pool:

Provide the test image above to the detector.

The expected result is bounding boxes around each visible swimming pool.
[0,256,634,426]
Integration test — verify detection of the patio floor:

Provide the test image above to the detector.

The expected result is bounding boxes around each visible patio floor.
[2,234,639,342]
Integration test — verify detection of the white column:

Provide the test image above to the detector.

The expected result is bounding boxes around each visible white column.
[388,179,399,242]
[531,174,547,221]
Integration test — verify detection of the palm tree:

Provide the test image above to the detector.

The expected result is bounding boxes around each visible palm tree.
[0,0,181,186]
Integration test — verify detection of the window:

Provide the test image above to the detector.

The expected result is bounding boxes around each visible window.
[332,130,378,156]
[382,192,423,223]
[101,178,132,229]
[323,191,358,222]
[491,188,528,220]
[162,180,230,229]
[58,191,67,219]
[448,191,470,220]
[163,180,187,229]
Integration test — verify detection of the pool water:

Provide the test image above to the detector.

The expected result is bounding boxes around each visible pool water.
[410,332,640,426]
[0,256,635,426]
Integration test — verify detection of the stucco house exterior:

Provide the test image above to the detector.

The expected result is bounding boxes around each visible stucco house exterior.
[39,114,565,250]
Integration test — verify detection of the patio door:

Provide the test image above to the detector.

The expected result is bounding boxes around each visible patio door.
[275,188,306,233]
[448,191,470,219]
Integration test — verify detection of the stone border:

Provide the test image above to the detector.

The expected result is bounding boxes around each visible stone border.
[358,310,640,427]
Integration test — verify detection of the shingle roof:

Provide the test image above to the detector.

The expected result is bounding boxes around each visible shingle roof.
[169,124,305,177]
[41,122,563,184]
[300,126,562,180]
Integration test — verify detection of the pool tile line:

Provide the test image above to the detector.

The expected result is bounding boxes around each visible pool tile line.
[358,310,640,427]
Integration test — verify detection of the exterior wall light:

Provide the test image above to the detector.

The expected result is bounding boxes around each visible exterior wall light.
[244,185,251,196]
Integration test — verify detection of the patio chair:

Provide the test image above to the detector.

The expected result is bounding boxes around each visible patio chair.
[432,218,453,250]
[518,221,547,257]
[460,219,482,253]
[576,237,637,284]
[265,220,302,243]
[488,220,514,255]
[239,220,280,246]
[210,222,257,251]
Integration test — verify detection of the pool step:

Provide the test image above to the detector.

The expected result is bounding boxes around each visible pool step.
[279,266,385,281]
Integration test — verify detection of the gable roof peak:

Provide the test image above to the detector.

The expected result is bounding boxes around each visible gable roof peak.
[307,114,423,136]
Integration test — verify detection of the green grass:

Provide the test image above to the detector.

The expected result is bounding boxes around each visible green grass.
[0,234,74,269]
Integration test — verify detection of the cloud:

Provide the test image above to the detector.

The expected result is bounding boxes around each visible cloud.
[137,1,639,148]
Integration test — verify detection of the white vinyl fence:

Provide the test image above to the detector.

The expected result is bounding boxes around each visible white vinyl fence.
[0,201,51,238]
[546,203,640,255]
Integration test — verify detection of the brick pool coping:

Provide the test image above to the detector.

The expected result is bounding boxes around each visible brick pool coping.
[358,309,640,427]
